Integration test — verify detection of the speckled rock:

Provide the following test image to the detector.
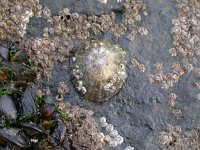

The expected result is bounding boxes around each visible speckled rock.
[26,0,200,150]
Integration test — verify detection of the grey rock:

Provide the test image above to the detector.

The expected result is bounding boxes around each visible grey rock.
[26,0,200,150]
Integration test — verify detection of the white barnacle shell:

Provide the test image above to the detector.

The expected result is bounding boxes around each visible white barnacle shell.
[77,80,83,86]
[124,146,134,150]
[17,30,26,37]
[143,11,148,16]
[0,21,6,27]
[74,65,79,69]
[104,135,112,143]
[135,15,141,22]
[71,13,79,18]
[72,69,78,75]
[77,85,82,91]
[105,124,114,132]
[109,129,118,138]
[63,8,70,15]
[81,86,87,94]
[98,132,105,142]
[120,64,125,70]
[104,83,112,91]
[117,0,122,3]
[112,74,118,82]
[24,8,33,16]
[118,71,127,78]
[43,7,51,18]
[74,75,81,80]
[36,4,43,10]
[30,139,38,143]
[14,3,22,11]
[72,57,76,62]
[100,117,107,124]
[101,122,107,128]
[110,86,116,92]
[138,27,148,36]
[20,15,29,22]
[171,26,181,34]
[109,140,118,147]
[10,6,16,13]
[115,135,124,145]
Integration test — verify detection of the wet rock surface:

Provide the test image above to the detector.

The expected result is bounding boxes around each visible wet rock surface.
[26,0,200,150]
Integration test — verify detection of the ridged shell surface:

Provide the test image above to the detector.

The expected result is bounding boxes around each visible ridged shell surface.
[71,40,126,102]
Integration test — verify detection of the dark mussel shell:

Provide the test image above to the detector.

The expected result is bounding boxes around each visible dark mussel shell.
[42,104,56,120]
[0,63,36,88]
[0,66,15,84]
[0,95,17,124]
[0,39,18,62]
[19,88,38,120]
[0,46,8,61]
[19,122,46,137]
[0,128,31,148]
[10,62,37,83]
[49,120,67,147]
[0,143,11,150]
[10,50,29,64]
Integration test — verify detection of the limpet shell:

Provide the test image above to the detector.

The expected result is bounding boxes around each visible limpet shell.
[71,40,126,102]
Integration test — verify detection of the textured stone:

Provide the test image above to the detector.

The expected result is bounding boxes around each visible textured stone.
[26,0,200,149]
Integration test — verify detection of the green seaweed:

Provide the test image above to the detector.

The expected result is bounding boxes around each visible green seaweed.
[0,88,22,95]
[0,115,33,128]
[8,48,16,58]
[54,107,72,122]
[34,95,49,108]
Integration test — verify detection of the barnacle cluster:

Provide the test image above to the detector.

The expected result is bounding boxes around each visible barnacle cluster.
[131,57,146,73]
[0,0,148,91]
[0,0,71,82]
[170,0,200,73]
[158,124,200,150]
[0,0,41,40]
[167,93,182,119]
[100,117,124,148]
[0,0,150,149]
[71,40,127,102]
[148,62,185,89]
[58,102,104,150]
[170,0,200,99]
[56,82,69,100]
[0,0,148,94]
[15,38,70,80]
[149,0,200,90]
[43,0,148,42]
